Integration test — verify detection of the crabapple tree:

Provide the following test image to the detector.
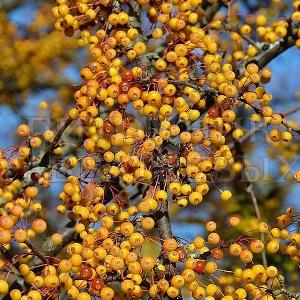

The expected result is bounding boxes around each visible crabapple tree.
[0,0,300,299]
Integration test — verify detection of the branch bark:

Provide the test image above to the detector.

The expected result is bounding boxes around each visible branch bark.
[38,118,73,168]
[240,19,299,71]
[157,201,173,241]
[156,201,183,300]
[44,224,78,257]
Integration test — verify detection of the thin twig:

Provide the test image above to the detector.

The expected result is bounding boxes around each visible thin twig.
[38,118,73,167]
[234,141,268,268]
[238,98,300,136]
[241,19,299,70]
[239,102,300,144]
[25,241,49,264]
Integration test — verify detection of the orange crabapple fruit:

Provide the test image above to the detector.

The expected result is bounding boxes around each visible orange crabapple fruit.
[0,0,299,299]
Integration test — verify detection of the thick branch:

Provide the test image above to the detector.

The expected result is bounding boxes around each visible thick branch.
[157,201,173,240]
[243,20,299,70]
[253,38,296,69]
[156,201,183,300]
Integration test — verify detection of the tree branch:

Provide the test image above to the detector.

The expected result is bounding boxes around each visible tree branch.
[237,103,300,145]
[38,118,73,168]
[25,241,49,264]
[271,276,300,299]
[234,140,268,268]
[157,201,173,240]
[238,98,300,135]
[243,20,299,70]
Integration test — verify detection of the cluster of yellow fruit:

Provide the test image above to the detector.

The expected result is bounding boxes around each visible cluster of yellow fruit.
[0,0,299,299]
[0,203,298,299]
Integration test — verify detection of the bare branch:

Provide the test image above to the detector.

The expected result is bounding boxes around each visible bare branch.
[38,118,73,168]
[157,201,173,240]
[272,276,300,299]
[25,241,49,264]
[238,103,300,145]
[234,141,268,268]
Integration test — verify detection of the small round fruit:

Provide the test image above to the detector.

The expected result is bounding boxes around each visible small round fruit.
[32,219,47,234]
[0,280,8,295]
